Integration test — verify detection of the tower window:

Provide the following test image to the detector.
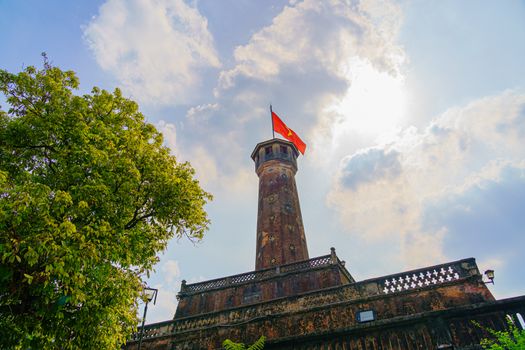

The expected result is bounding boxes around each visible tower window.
[280,145,288,154]
[265,146,272,155]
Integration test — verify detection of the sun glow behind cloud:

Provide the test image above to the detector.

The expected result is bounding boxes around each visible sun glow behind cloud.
[330,60,407,137]
[328,90,525,268]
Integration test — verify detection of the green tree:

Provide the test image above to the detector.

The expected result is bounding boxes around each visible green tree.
[0,57,211,349]
[479,320,525,350]
[222,336,266,350]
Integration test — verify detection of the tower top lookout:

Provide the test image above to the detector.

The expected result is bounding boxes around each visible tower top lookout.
[251,138,300,175]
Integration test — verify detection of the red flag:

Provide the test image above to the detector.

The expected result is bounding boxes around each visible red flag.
[272,111,306,154]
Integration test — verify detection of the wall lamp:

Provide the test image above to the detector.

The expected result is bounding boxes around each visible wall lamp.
[484,269,495,284]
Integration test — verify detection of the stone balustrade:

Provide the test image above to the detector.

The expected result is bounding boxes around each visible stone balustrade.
[129,257,484,343]
[179,254,336,296]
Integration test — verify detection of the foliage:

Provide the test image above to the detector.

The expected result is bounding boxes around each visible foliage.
[0,56,211,349]
[222,336,266,350]
[475,319,525,350]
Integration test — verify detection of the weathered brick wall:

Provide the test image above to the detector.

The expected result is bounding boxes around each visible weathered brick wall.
[133,298,521,350]
[175,257,352,318]
[128,265,510,350]
[163,293,517,350]
[174,280,489,348]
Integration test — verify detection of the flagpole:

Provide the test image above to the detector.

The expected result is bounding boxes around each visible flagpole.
[270,104,275,139]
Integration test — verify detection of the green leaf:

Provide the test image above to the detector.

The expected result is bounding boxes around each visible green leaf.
[222,336,265,350]
[23,273,33,284]
[475,319,525,349]
[0,58,211,349]
[223,339,246,350]
[248,336,266,350]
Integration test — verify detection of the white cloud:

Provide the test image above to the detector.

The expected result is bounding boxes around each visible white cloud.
[400,228,447,268]
[170,0,408,196]
[161,259,181,284]
[185,145,219,186]
[186,103,220,124]
[328,91,525,266]
[156,119,254,196]
[218,0,404,90]
[84,0,220,105]
[206,0,408,172]
[339,147,401,190]
[182,144,255,196]
[143,283,179,323]
[156,120,177,152]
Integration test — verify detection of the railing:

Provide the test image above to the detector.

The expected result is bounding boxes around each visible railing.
[180,255,476,297]
[128,258,484,342]
[128,320,173,341]
[281,255,332,273]
[378,259,472,295]
[180,254,334,295]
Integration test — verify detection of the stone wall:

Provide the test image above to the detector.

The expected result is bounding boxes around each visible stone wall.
[124,258,522,350]
[175,252,353,318]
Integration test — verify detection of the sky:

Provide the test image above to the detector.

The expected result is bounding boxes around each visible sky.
[1,0,525,324]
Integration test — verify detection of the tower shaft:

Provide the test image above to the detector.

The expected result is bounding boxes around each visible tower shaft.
[251,139,309,270]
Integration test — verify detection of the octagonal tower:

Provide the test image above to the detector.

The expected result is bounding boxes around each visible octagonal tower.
[251,139,309,270]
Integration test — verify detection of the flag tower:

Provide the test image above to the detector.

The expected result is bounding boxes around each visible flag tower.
[127,106,524,350]
[251,139,309,270]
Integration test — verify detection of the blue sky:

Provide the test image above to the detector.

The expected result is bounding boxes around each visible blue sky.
[1,0,524,323]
